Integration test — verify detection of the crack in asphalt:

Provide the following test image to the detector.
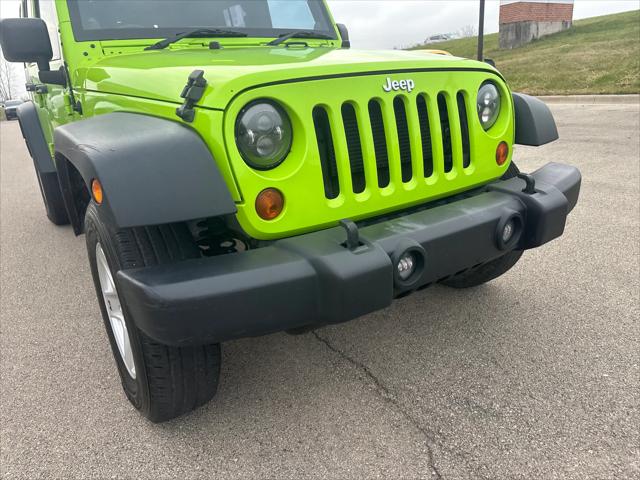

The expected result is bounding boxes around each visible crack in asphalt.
[312,331,443,479]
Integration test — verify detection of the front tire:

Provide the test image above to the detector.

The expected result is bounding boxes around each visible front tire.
[441,250,524,289]
[85,203,221,422]
[34,170,69,225]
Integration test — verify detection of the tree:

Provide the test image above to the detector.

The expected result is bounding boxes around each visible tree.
[0,61,14,102]
[459,24,478,38]
[0,46,19,102]
[0,50,13,102]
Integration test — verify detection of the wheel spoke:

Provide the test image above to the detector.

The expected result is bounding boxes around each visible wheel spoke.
[102,276,116,295]
[105,292,122,314]
[95,243,136,379]
[121,325,136,377]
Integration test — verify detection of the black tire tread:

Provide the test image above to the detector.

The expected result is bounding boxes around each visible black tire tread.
[117,223,219,423]
[442,250,524,289]
[139,332,221,423]
[39,172,69,225]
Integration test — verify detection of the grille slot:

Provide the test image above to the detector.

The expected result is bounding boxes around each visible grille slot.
[313,106,339,199]
[368,100,391,189]
[416,95,434,178]
[437,93,453,174]
[341,103,366,194]
[393,96,413,183]
[457,92,471,169]
[313,88,474,200]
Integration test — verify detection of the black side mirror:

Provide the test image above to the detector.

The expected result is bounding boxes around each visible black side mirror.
[0,18,66,86]
[336,23,351,49]
[0,18,53,69]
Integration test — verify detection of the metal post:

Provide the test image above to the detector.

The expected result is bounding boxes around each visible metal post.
[477,0,486,61]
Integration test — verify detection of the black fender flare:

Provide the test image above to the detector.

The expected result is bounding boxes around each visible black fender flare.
[54,112,237,234]
[17,101,56,174]
[512,93,559,146]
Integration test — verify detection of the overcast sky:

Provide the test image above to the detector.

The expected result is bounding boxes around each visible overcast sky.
[1,0,639,49]
[327,0,640,48]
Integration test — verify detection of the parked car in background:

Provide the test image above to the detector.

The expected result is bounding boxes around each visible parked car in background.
[425,33,459,44]
[2,99,24,120]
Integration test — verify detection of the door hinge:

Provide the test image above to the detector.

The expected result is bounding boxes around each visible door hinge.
[26,83,48,94]
[64,94,83,115]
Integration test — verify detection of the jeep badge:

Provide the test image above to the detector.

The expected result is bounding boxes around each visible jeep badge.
[383,77,415,93]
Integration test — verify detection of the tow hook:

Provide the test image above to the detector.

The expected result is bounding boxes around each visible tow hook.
[517,173,537,194]
[340,219,362,251]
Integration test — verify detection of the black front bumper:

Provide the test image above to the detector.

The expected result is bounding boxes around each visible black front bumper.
[117,162,581,346]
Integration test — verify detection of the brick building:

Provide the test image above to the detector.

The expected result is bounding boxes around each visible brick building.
[499,0,574,49]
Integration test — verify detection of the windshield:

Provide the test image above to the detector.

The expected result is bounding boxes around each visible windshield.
[66,0,337,42]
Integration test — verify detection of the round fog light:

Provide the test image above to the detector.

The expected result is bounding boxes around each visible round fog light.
[502,220,515,243]
[392,241,426,288]
[397,252,417,281]
[496,214,523,250]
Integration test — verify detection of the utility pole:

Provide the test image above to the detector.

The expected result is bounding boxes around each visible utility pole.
[477,0,486,61]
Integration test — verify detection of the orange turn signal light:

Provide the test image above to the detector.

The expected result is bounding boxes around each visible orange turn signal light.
[255,188,284,221]
[91,179,104,205]
[496,141,509,166]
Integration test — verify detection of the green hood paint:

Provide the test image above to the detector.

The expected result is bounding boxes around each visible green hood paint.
[80,46,497,109]
[75,45,512,240]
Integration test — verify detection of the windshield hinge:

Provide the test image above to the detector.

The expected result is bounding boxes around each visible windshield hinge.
[62,63,82,115]
[176,70,207,123]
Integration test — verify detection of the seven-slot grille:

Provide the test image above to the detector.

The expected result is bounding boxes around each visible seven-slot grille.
[313,91,472,200]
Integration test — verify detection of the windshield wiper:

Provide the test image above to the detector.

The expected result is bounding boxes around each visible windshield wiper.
[267,30,334,46]
[145,28,247,51]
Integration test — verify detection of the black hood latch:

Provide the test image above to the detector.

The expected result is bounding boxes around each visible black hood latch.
[176,70,207,123]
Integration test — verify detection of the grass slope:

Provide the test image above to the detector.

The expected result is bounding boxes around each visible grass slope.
[411,10,640,95]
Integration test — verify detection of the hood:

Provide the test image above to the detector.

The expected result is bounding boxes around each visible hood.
[80,47,496,110]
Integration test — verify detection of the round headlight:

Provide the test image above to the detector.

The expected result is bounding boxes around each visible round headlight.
[477,82,501,131]
[235,101,293,170]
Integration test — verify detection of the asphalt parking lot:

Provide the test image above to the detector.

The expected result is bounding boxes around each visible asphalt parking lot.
[1,102,638,479]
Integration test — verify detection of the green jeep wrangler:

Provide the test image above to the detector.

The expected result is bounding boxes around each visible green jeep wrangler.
[1,0,581,422]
